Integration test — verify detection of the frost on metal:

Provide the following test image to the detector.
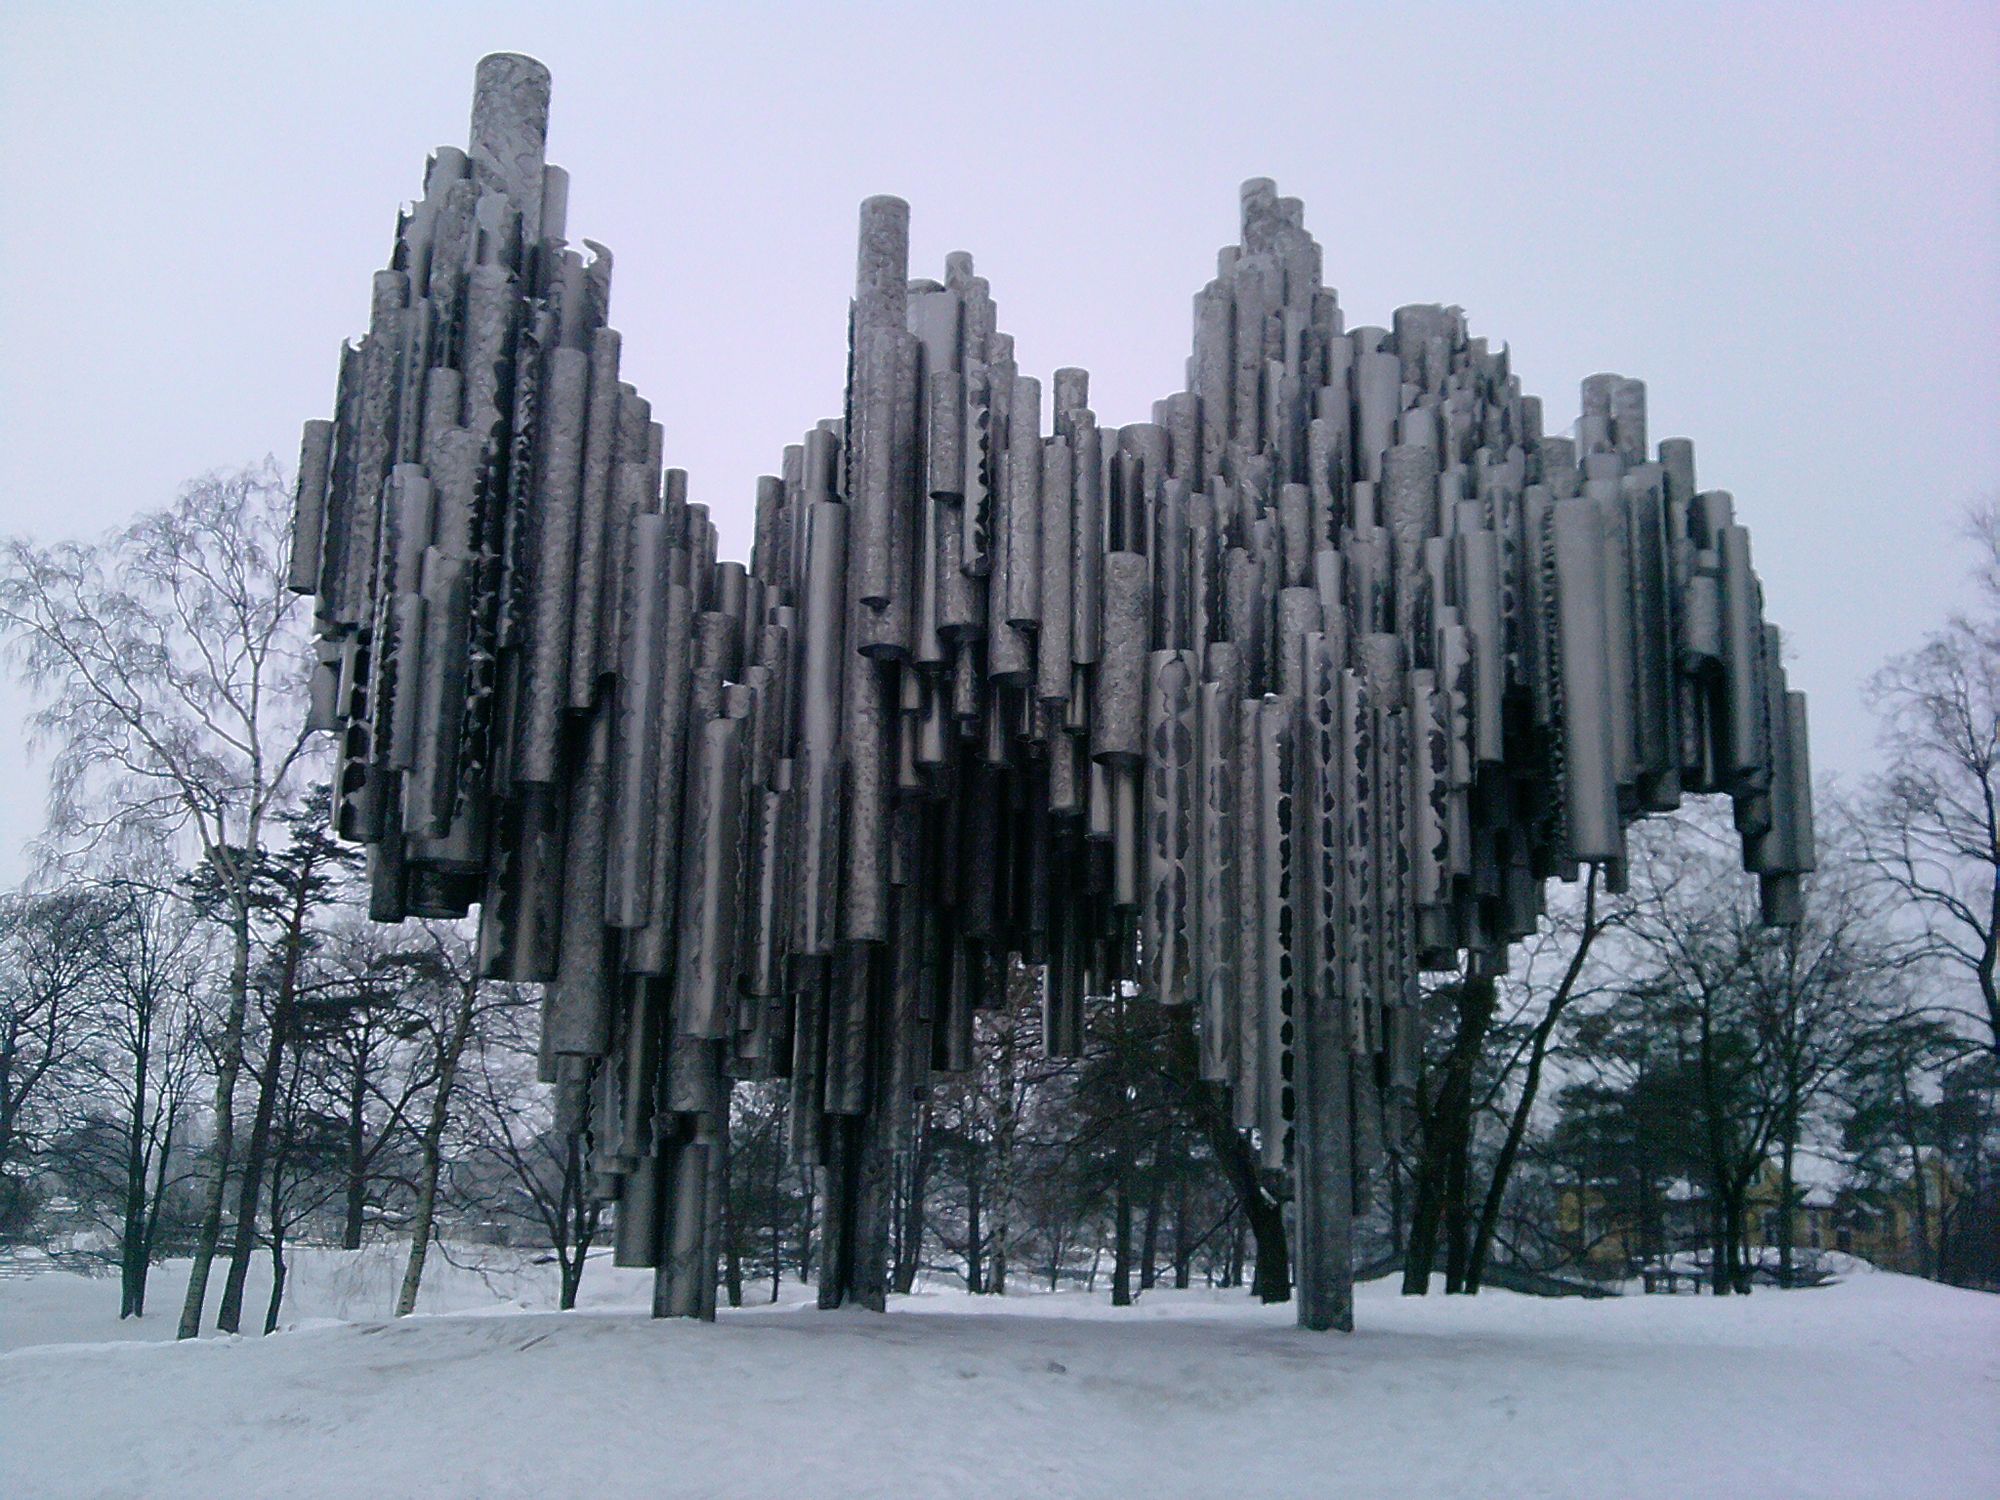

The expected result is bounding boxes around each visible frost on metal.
[293,55,1814,1330]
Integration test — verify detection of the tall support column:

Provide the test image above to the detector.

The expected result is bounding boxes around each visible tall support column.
[1295,634,1354,1329]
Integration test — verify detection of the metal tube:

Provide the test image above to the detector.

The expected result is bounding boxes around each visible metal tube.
[1142,649,1197,1004]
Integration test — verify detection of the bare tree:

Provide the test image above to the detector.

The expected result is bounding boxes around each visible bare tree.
[887,1094,931,1295]
[393,924,505,1317]
[1625,813,1904,1290]
[189,789,361,1333]
[926,964,1082,1297]
[726,1082,813,1303]
[1863,499,2000,1059]
[0,887,114,1192]
[1464,868,1627,1291]
[1401,974,1501,1296]
[90,875,210,1317]
[0,462,317,1337]
[302,930,419,1252]
[1838,1010,1961,1278]
[257,1027,346,1333]
[454,1005,601,1309]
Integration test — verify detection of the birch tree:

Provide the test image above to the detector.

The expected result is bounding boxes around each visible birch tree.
[0,462,316,1337]
[392,925,498,1317]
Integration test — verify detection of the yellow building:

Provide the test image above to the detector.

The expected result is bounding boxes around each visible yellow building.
[1833,1151,1961,1274]
[1554,1151,1957,1284]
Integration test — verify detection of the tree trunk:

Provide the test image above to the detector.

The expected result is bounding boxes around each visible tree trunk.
[0,1049,17,1177]
[964,1166,983,1293]
[1138,1160,1163,1292]
[217,1007,289,1333]
[1778,1127,1798,1288]
[1710,1195,1730,1295]
[1389,1155,1406,1256]
[1697,985,1746,1295]
[136,1108,177,1317]
[1405,978,1496,1296]
[1978,861,1998,1062]
[1636,1103,1661,1266]
[398,979,478,1317]
[178,905,253,1340]
[1172,1176,1192,1289]
[1245,1183,1290,1302]
[118,1019,151,1320]
[1467,1014,1546,1289]
[264,1231,288,1337]
[119,1204,147,1318]
[343,1050,368,1249]
[119,1161,148,1317]
[723,1179,744,1309]
[989,1010,1019,1296]
[1724,1195,1741,1294]
[892,1102,929,1295]
[1468,868,1602,1293]
[771,1133,786,1303]
[796,1190,814,1282]
[1403,1146,1444,1295]
[1186,1115,1294,1303]
[556,1133,595,1311]
[1157,1011,1288,1302]
[1443,1122,1472,1294]
[1730,1193,1747,1291]
[1712,1174,1755,1296]
[1908,1149,1933,1279]
[1111,1180,1133,1307]
[395,1131,444,1318]
[262,1106,293,1336]
[1898,1068,1933,1277]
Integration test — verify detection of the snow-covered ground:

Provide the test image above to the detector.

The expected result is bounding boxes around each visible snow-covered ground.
[4,1247,1995,1499]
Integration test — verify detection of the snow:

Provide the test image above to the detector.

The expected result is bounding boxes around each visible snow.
[4,1249,1995,1499]
[0,1243,654,1356]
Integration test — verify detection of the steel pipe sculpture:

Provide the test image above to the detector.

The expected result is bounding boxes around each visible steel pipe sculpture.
[293,54,1813,1330]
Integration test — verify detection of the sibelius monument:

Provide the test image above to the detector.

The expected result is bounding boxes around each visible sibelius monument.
[290,54,1813,1331]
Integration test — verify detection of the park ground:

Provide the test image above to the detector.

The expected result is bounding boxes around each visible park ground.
[3,1245,1995,1499]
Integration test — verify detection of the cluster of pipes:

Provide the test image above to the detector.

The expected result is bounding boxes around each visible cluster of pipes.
[292,55,1812,1329]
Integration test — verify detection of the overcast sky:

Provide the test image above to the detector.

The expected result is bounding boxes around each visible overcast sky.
[1,1,1995,886]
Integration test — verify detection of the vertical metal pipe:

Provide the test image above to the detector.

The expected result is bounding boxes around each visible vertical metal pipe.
[1092,552,1148,764]
[1142,650,1197,1004]
[605,512,670,926]
[1036,436,1074,703]
[1196,642,1243,1082]
[567,328,624,705]
[549,699,615,1055]
[1553,501,1620,863]
[1002,376,1043,630]
[517,346,589,782]
[628,581,694,975]
[674,714,746,1039]
[796,502,848,957]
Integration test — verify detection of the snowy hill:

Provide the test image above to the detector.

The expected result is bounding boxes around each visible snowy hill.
[4,1248,1995,1499]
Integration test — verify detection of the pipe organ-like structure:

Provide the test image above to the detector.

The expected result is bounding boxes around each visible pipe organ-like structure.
[294,55,1813,1330]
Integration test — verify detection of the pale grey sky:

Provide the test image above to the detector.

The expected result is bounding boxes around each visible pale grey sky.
[2,1,1995,886]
